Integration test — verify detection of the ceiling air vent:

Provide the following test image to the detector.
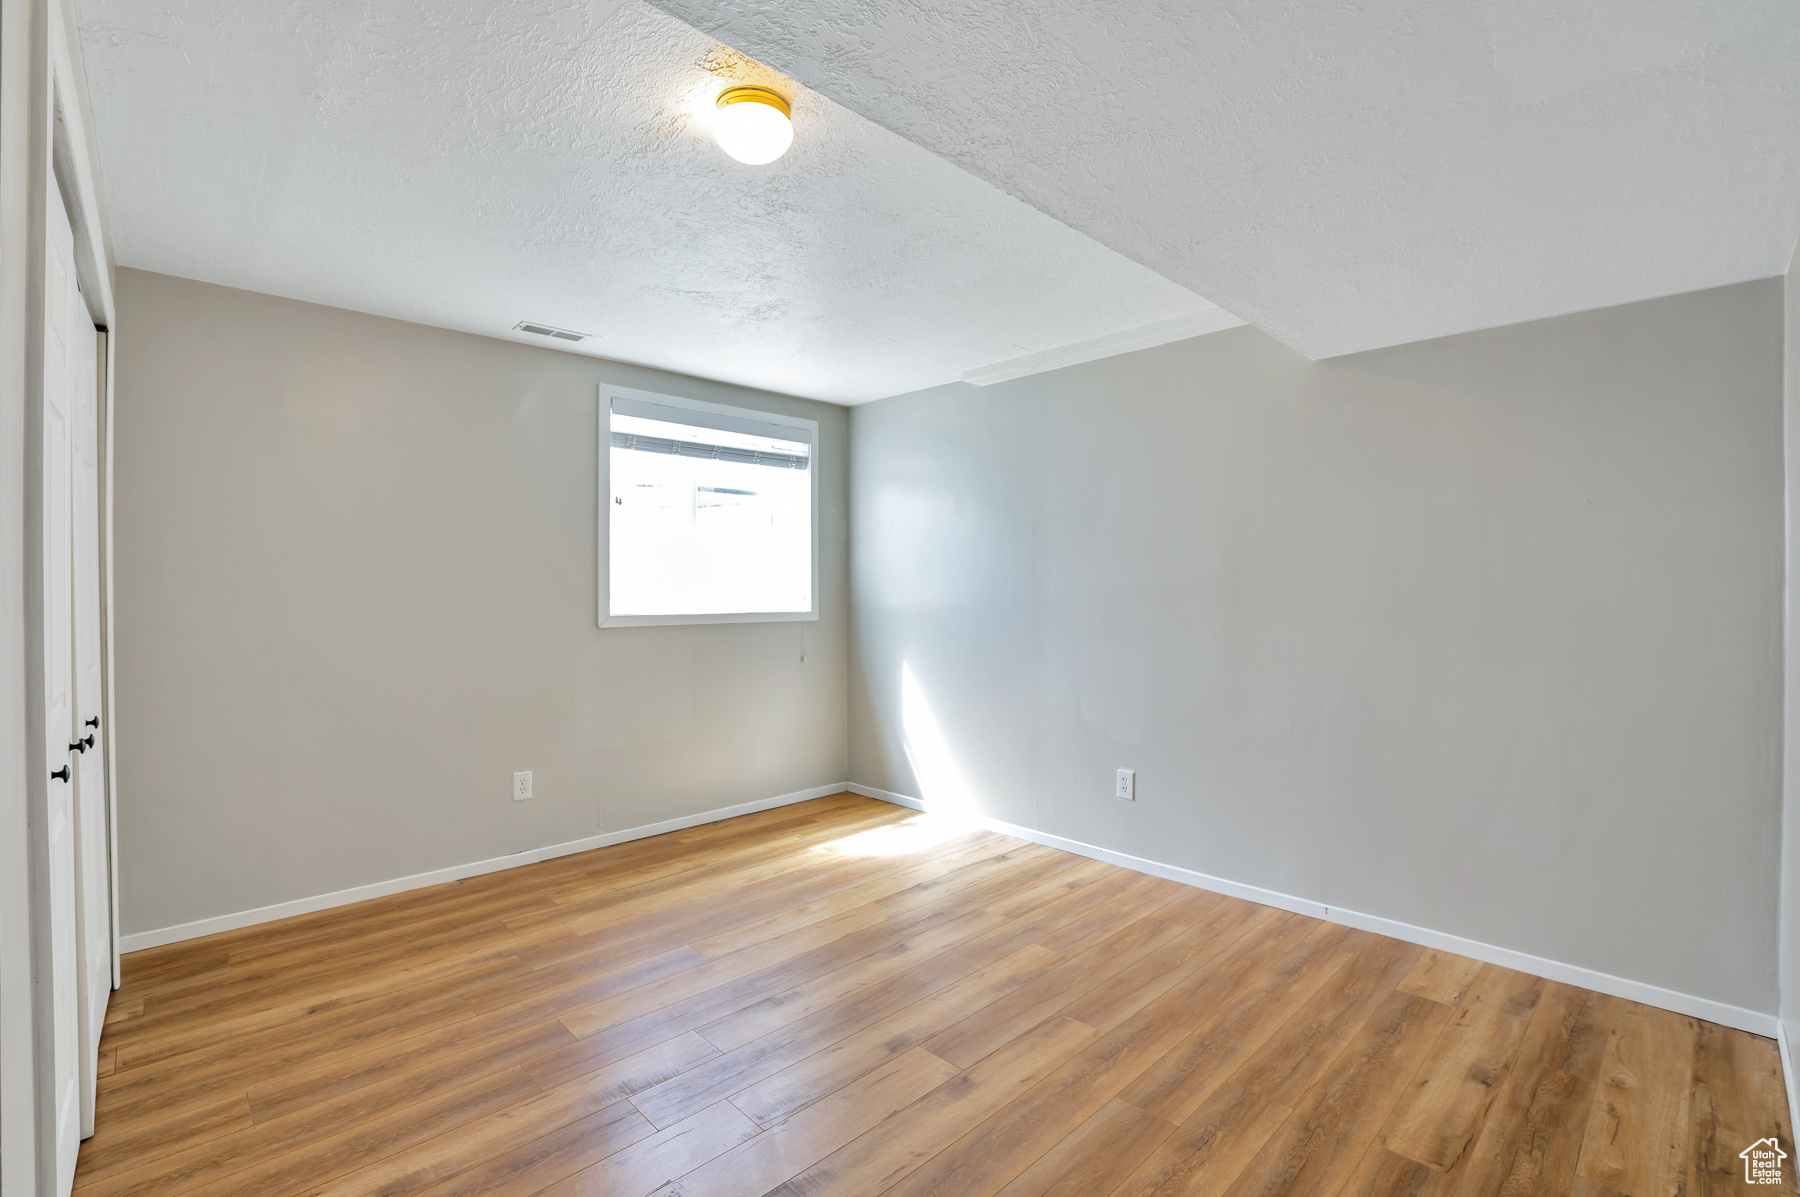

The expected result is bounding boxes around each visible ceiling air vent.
[514,321,587,343]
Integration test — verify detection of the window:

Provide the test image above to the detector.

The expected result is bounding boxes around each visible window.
[599,385,818,626]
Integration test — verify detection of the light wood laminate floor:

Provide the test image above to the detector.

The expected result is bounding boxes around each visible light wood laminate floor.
[82,794,1789,1197]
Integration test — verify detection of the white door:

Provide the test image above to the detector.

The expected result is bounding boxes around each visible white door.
[71,280,109,1139]
[43,176,83,1192]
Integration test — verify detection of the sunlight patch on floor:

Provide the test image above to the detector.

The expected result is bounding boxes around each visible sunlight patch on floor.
[811,812,973,858]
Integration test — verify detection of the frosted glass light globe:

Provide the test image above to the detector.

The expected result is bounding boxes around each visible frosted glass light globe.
[713,88,793,165]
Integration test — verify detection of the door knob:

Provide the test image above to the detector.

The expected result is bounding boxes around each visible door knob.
[69,735,92,753]
[51,766,69,782]
[84,716,98,729]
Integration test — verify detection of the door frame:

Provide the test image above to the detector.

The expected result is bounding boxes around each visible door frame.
[0,0,118,1190]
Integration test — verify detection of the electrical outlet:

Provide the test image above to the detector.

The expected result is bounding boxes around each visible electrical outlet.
[1116,768,1135,801]
[513,771,532,802]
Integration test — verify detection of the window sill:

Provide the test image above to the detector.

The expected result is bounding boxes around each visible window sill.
[600,611,819,628]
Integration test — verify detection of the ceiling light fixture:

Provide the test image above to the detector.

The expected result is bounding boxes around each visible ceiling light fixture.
[712,86,792,165]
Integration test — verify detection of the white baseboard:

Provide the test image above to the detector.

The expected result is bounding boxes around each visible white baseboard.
[125,779,1783,1040]
[1779,1021,1800,1152]
[849,784,1779,1038]
[119,783,850,954]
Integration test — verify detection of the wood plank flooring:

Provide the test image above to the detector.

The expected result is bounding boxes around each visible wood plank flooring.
[82,794,1791,1197]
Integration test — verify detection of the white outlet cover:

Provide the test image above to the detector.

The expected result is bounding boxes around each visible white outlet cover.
[513,771,532,802]
[1116,769,1135,801]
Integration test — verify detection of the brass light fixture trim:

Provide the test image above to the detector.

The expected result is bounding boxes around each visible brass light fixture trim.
[715,85,791,118]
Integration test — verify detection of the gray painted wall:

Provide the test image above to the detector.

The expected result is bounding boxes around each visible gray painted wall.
[113,268,848,937]
[849,279,1784,1013]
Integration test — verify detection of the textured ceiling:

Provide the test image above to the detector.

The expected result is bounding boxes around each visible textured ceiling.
[76,0,1230,403]
[647,0,1800,359]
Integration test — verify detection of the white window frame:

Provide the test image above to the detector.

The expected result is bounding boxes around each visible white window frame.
[597,384,821,628]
